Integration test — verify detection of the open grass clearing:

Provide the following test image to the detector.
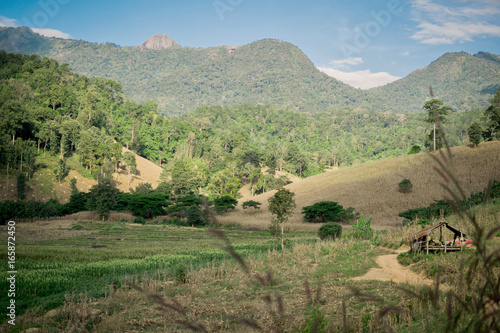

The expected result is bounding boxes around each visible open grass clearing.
[0,218,317,325]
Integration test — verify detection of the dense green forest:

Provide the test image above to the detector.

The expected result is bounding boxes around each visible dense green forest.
[371,51,500,114]
[0,50,496,200]
[0,27,383,115]
[1,27,498,116]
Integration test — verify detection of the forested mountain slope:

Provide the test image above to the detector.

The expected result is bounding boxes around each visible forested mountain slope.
[1,51,492,203]
[1,27,499,115]
[0,27,384,115]
[372,52,500,113]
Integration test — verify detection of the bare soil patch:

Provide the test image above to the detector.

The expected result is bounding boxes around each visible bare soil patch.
[112,147,163,192]
[353,249,434,285]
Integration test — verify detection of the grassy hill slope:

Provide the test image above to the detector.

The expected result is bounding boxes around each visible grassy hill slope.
[0,147,162,203]
[220,141,500,229]
[2,141,498,227]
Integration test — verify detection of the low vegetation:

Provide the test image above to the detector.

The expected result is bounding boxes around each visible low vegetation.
[301,201,357,223]
[317,222,342,240]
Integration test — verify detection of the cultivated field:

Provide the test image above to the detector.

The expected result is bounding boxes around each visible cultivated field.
[1,197,498,332]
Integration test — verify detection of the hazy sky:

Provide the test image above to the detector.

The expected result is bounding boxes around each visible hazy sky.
[1,0,500,89]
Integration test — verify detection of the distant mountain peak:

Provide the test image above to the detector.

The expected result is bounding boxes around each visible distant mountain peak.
[137,34,179,50]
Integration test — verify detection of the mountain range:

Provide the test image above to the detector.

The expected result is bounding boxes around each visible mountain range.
[0,27,499,115]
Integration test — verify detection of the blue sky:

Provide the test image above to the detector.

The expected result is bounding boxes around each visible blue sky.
[1,0,500,89]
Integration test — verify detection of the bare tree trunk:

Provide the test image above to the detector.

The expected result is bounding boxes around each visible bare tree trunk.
[128,167,131,186]
[281,221,284,251]
[433,122,436,152]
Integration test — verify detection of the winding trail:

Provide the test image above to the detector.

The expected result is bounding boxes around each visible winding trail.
[353,250,434,286]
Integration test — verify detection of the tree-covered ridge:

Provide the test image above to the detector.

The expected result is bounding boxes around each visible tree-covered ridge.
[0,51,155,180]
[0,50,491,200]
[371,51,500,114]
[1,27,499,117]
[0,27,378,115]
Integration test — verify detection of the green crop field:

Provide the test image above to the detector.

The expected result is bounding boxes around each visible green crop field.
[0,219,317,323]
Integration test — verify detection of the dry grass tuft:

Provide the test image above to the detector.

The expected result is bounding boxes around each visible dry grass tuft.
[64,211,135,222]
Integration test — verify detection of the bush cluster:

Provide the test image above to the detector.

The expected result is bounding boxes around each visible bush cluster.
[0,199,62,224]
[398,179,413,193]
[318,222,342,240]
[213,195,237,213]
[399,180,500,225]
[302,201,357,223]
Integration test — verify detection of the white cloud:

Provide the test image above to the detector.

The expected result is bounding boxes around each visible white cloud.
[0,16,19,27]
[411,21,500,44]
[0,15,71,39]
[31,28,71,39]
[329,57,364,67]
[317,67,400,89]
[410,0,500,44]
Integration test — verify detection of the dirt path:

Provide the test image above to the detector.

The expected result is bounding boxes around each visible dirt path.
[353,250,434,286]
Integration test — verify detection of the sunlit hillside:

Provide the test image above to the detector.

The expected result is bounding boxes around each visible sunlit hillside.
[0,147,162,203]
[220,141,500,230]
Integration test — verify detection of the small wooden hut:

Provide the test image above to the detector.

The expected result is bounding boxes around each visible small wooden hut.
[412,221,467,254]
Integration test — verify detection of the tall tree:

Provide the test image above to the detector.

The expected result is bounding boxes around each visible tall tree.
[483,87,500,141]
[123,151,137,187]
[268,187,296,250]
[87,178,119,221]
[468,121,483,147]
[23,140,37,179]
[423,99,452,151]
[0,100,30,145]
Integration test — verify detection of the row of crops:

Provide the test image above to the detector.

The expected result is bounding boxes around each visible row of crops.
[0,242,278,318]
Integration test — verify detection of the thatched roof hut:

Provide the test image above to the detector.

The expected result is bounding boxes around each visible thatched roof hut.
[412,221,467,254]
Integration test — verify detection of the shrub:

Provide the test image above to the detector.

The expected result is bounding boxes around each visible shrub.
[302,201,356,223]
[60,192,91,215]
[345,215,373,240]
[175,264,188,283]
[318,222,342,240]
[468,121,483,147]
[398,179,413,193]
[155,181,172,197]
[167,194,203,219]
[133,217,146,224]
[0,199,62,224]
[54,158,70,183]
[242,200,262,209]
[186,205,204,227]
[131,183,154,194]
[213,195,238,213]
[407,145,421,154]
[116,193,171,217]
[17,172,26,200]
[86,180,119,219]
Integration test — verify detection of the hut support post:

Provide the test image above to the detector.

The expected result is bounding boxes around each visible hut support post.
[444,226,447,253]
[426,235,429,255]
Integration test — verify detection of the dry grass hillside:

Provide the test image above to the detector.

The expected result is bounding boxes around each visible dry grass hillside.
[112,147,163,193]
[0,147,163,203]
[220,141,500,230]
